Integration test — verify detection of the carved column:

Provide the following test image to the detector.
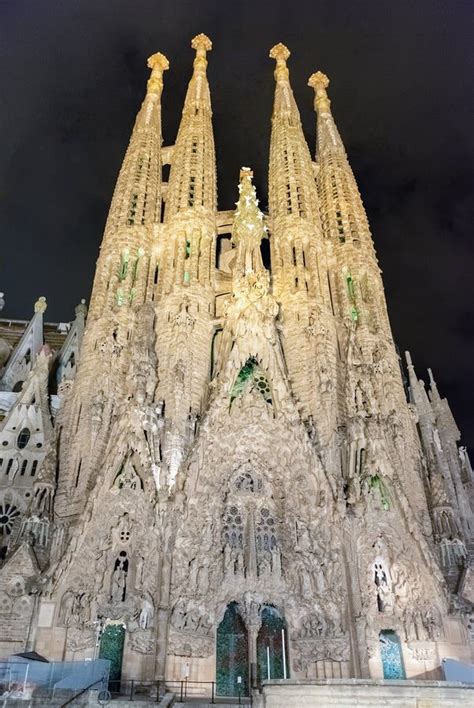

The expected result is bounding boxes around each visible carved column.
[343,522,370,677]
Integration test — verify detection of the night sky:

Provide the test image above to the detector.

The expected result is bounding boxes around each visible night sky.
[1,0,473,448]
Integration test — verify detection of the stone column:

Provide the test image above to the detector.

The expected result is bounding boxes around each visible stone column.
[343,522,370,677]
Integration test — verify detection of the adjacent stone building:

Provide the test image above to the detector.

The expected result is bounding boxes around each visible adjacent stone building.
[0,35,472,694]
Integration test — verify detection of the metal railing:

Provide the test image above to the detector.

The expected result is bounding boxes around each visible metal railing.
[108,678,162,702]
[164,679,251,704]
[61,677,110,707]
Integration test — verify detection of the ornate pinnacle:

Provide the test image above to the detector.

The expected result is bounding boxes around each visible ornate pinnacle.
[191,33,212,53]
[308,70,331,113]
[239,166,253,181]
[270,43,290,62]
[191,33,212,76]
[269,43,290,82]
[233,168,266,255]
[146,52,169,95]
[308,71,329,91]
[147,52,169,72]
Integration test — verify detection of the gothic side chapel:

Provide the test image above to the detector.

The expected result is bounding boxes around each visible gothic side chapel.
[0,34,472,693]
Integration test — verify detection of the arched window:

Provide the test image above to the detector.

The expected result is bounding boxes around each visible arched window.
[20,460,28,476]
[17,428,31,450]
[30,460,38,477]
[13,380,24,393]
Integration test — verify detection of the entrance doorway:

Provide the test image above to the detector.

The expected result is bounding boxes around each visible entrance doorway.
[216,603,249,696]
[99,623,126,684]
[257,606,287,682]
[216,602,288,696]
[379,630,406,679]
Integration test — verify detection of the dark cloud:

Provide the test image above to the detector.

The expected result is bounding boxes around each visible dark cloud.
[0,0,473,447]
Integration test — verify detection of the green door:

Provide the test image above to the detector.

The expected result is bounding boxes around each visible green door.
[216,603,249,696]
[99,623,125,684]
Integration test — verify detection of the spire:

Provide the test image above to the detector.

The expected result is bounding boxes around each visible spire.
[104,52,169,234]
[308,70,374,252]
[214,170,280,380]
[405,351,435,422]
[0,297,46,392]
[231,168,267,275]
[165,33,216,220]
[268,43,320,226]
[87,50,169,318]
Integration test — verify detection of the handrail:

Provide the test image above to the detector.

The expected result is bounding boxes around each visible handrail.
[60,677,109,707]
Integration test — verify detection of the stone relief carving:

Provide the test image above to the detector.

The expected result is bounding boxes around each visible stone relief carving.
[292,638,350,673]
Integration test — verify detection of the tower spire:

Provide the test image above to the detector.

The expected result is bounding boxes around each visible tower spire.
[308,70,375,255]
[268,44,335,425]
[268,43,321,231]
[55,51,168,515]
[154,34,217,487]
[89,51,169,318]
[164,33,216,222]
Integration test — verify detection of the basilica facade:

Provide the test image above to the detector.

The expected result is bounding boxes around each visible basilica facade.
[0,35,472,693]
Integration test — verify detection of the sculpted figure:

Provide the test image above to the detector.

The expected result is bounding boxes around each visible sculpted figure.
[139,596,154,630]
[111,554,128,602]
[171,601,187,631]
[223,543,232,573]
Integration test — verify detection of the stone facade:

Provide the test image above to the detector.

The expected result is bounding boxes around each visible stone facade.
[0,35,472,693]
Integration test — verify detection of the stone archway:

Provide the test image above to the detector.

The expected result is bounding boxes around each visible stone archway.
[216,603,249,697]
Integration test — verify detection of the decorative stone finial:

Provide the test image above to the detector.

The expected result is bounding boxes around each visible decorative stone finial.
[34,296,47,314]
[308,70,331,113]
[147,52,169,72]
[269,43,290,82]
[191,34,212,76]
[146,52,169,95]
[239,166,253,181]
[269,43,290,62]
[191,33,212,53]
[308,71,329,91]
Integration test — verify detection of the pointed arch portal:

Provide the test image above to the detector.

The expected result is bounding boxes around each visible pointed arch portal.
[216,603,249,696]
[216,603,288,696]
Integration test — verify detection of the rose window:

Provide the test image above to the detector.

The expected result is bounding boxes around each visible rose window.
[0,503,21,536]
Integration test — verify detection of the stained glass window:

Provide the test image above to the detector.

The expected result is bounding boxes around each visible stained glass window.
[379,630,406,679]
[17,428,31,449]
[230,358,272,408]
